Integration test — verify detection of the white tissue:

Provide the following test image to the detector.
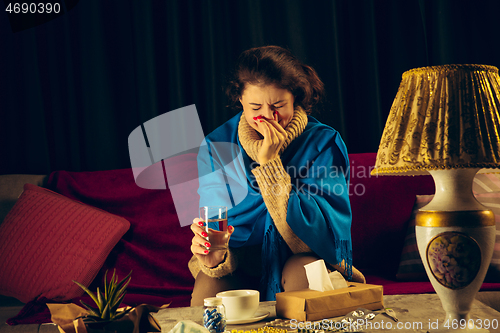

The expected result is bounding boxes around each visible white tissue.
[304,259,348,292]
[168,320,209,333]
[329,270,348,289]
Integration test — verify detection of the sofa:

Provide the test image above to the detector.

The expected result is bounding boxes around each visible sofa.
[1,152,499,326]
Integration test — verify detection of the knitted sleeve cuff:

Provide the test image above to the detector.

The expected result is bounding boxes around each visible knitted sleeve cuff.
[188,249,238,279]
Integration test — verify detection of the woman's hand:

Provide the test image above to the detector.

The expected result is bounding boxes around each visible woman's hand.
[190,218,235,268]
[255,111,288,165]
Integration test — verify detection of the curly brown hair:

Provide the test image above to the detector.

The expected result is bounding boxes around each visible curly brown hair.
[225,46,324,114]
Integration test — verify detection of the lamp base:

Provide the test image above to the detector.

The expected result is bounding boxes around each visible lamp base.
[415,169,496,331]
[416,225,495,328]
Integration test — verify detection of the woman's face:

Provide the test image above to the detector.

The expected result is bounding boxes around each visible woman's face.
[239,84,295,134]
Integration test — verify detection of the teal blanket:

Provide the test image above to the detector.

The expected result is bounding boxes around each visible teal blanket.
[197,112,352,300]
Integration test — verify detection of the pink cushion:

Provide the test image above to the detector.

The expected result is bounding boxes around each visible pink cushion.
[473,173,500,194]
[397,192,500,282]
[0,184,130,303]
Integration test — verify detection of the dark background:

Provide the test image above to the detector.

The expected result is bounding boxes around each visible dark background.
[2,0,500,174]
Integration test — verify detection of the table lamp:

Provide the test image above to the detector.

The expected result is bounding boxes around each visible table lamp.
[371,64,500,331]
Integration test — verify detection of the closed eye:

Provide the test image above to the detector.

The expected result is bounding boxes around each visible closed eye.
[249,103,261,111]
[249,102,284,111]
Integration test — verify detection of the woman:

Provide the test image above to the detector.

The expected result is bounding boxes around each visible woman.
[189,46,365,306]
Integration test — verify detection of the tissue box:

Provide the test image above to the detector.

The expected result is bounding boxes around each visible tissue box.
[276,282,383,321]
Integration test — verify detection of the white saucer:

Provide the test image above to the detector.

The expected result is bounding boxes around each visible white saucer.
[226,311,270,325]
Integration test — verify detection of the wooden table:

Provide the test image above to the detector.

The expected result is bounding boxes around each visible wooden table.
[153,294,500,333]
[1,294,499,332]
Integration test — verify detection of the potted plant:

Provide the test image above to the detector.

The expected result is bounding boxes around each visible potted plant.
[73,269,133,325]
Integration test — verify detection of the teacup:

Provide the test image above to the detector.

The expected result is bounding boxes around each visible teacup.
[215,289,260,320]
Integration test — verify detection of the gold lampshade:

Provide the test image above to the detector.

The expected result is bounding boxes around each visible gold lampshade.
[372,64,500,176]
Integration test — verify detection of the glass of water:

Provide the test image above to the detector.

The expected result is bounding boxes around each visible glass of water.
[200,206,228,253]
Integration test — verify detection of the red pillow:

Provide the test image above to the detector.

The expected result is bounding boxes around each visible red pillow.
[46,164,198,309]
[0,184,130,303]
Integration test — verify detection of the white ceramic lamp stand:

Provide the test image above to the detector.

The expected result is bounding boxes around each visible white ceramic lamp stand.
[416,169,496,332]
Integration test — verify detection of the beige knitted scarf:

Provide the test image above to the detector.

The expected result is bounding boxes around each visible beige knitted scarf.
[237,108,308,162]
[237,108,312,254]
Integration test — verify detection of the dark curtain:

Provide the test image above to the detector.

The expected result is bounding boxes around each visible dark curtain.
[2,0,500,174]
